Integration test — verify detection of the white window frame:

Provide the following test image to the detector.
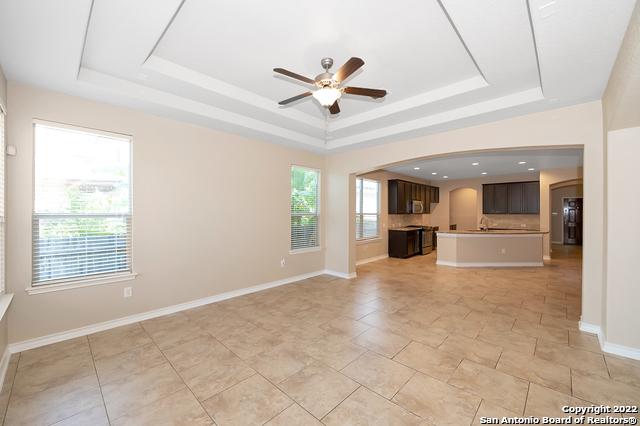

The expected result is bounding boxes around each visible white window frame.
[355,177,381,241]
[27,120,136,295]
[290,165,321,254]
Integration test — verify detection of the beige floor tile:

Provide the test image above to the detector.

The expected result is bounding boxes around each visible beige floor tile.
[94,342,165,386]
[142,313,210,350]
[393,341,462,382]
[477,327,537,355]
[438,334,502,368]
[492,305,541,323]
[572,369,640,406]
[89,323,152,360]
[279,361,359,419]
[11,351,95,399]
[535,339,608,377]
[365,297,407,313]
[324,386,422,425]
[162,335,229,372]
[472,401,520,426]
[101,362,186,420]
[220,323,285,359]
[0,354,19,421]
[179,349,255,401]
[353,328,410,358]
[51,405,109,426]
[392,373,480,426]
[320,317,371,338]
[524,383,585,418]
[4,374,103,426]
[448,359,529,413]
[303,334,368,370]
[265,403,322,425]
[540,314,578,330]
[341,351,415,399]
[569,330,602,353]
[111,387,212,426]
[496,350,571,394]
[606,355,640,389]
[512,319,568,344]
[247,341,316,384]
[429,316,483,339]
[203,374,292,426]
[18,337,91,370]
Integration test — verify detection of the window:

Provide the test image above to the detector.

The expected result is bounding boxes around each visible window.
[32,122,132,285]
[290,166,320,251]
[356,178,380,240]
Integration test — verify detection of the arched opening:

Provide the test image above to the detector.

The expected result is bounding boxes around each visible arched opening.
[448,188,478,231]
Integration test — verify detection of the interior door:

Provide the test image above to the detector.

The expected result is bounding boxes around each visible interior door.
[563,198,583,245]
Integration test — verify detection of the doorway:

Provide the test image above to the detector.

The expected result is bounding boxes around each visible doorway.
[563,197,583,245]
[449,188,478,232]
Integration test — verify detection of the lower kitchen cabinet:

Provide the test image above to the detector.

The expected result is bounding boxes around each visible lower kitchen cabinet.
[389,229,420,258]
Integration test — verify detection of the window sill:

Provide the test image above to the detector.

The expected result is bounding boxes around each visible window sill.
[289,247,323,255]
[0,293,14,322]
[356,237,382,245]
[26,272,138,295]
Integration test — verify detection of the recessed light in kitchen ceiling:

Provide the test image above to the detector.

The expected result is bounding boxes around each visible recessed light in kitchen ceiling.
[443,176,449,179]
[481,172,488,175]
[518,161,527,164]
[528,168,535,171]
[413,167,420,170]
[472,162,479,166]
[431,172,437,175]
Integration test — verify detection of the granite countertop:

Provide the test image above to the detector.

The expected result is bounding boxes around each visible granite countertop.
[437,229,548,235]
[389,227,422,232]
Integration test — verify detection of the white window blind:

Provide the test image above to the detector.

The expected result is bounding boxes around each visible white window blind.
[0,109,5,293]
[290,166,320,251]
[356,178,380,240]
[33,123,132,285]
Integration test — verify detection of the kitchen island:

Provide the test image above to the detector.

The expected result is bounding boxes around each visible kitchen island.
[436,230,548,267]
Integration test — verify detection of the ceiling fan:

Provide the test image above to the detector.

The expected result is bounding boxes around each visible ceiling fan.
[274,57,387,115]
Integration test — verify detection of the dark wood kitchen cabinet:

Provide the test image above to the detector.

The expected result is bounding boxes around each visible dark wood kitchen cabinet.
[483,181,539,214]
[388,179,439,214]
[389,229,420,258]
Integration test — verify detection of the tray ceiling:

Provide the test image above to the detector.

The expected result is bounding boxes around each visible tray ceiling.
[0,0,635,151]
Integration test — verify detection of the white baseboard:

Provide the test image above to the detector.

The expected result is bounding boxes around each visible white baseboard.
[8,269,326,354]
[0,347,11,394]
[436,260,544,268]
[551,240,563,245]
[323,269,357,279]
[579,321,640,361]
[356,254,388,266]
[543,255,551,261]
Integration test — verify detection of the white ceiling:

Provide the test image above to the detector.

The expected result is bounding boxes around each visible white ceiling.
[0,0,635,152]
[384,148,583,181]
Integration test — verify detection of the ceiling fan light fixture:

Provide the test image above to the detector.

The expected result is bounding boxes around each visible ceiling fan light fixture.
[312,87,342,107]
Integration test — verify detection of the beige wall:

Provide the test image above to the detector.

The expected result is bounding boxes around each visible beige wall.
[429,173,541,232]
[605,127,640,349]
[539,168,584,258]
[0,64,6,110]
[550,184,583,244]
[5,83,325,343]
[0,64,8,357]
[355,170,431,262]
[326,101,605,328]
[449,188,478,231]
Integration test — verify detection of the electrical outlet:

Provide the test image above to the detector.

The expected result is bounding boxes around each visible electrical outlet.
[280,258,286,268]
[124,287,132,298]
[501,248,507,255]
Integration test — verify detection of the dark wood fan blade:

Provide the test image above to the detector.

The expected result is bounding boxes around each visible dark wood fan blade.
[278,92,312,105]
[329,101,340,115]
[333,57,364,83]
[343,86,387,98]
[273,68,316,85]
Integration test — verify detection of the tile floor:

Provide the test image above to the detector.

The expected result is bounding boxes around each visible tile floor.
[1,245,639,425]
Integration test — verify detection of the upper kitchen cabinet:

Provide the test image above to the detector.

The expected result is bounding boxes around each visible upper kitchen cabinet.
[483,181,539,214]
[388,179,439,214]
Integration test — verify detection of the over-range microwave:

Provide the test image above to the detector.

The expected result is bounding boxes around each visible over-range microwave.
[411,200,424,214]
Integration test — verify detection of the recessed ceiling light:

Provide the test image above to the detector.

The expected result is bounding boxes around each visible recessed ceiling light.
[413,167,420,170]
[481,172,488,175]
[528,168,535,171]
[443,176,449,179]
[518,161,527,164]
[431,172,437,175]
[472,162,479,166]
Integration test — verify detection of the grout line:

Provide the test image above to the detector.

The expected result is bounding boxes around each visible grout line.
[523,381,531,416]
[320,385,362,422]
[87,336,112,426]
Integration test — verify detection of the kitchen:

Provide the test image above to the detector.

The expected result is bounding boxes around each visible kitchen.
[355,149,584,267]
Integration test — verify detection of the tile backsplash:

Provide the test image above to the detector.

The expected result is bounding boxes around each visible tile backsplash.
[484,214,540,230]
[389,214,431,228]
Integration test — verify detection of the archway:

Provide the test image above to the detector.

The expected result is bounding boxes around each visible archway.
[448,188,478,231]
